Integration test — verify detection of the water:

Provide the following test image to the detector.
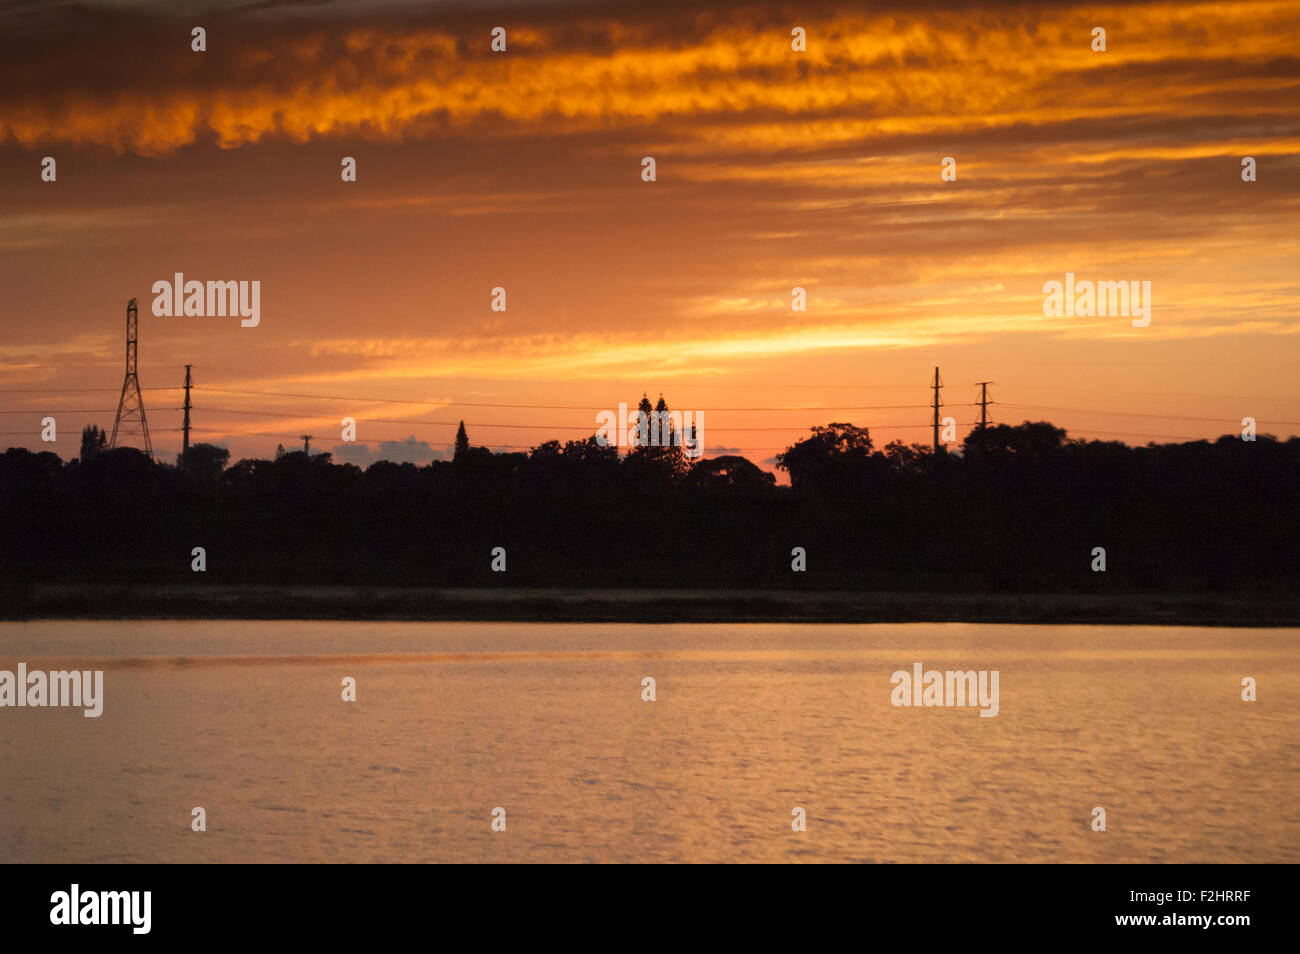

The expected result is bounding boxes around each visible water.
[1,621,1296,863]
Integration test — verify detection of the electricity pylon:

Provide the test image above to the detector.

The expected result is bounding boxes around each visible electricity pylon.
[109,297,153,459]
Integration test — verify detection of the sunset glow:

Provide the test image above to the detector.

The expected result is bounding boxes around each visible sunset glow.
[1,0,1297,468]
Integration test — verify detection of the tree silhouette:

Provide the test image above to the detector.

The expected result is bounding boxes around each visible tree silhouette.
[776,422,875,494]
[454,421,470,462]
[629,394,653,452]
[689,455,776,494]
[881,439,932,475]
[79,424,106,464]
[3,418,1298,596]
[179,442,230,485]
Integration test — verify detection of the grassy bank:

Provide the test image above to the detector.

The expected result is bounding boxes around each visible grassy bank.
[1,584,1297,626]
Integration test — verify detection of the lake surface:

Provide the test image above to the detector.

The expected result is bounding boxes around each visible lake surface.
[1,621,1296,863]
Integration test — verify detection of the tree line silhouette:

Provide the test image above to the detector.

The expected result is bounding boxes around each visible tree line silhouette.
[2,401,1297,592]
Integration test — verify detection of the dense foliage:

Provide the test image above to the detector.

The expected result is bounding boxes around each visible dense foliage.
[2,420,1296,591]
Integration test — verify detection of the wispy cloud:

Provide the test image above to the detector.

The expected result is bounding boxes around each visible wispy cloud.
[4,2,1298,156]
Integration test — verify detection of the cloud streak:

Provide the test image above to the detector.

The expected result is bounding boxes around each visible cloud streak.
[4,2,1298,156]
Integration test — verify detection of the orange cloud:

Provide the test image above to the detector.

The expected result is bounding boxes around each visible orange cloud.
[3,2,1297,155]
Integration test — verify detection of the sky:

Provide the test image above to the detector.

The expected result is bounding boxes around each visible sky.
[1,0,1297,471]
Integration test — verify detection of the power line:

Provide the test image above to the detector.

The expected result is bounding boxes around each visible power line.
[1070,429,1209,441]
[190,406,943,432]
[4,389,1291,427]
[5,425,1220,444]
[0,407,184,415]
[184,428,795,453]
[0,387,182,393]
[1004,403,1300,427]
[0,408,117,414]
[1,379,1297,406]
[196,387,941,412]
[8,399,1285,430]
[4,397,1294,431]
[1,428,185,435]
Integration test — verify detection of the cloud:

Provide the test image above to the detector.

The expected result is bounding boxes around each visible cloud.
[3,1,1297,156]
[2,0,1298,465]
[329,435,448,466]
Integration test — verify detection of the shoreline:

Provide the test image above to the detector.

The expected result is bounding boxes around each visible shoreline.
[2,584,1298,626]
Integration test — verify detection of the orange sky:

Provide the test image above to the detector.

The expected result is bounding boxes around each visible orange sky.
[1,0,1297,470]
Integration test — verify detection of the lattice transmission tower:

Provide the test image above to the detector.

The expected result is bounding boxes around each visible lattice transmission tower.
[109,297,153,459]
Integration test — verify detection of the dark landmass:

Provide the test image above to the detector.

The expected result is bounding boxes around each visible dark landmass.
[4,584,1299,626]
[2,417,1298,625]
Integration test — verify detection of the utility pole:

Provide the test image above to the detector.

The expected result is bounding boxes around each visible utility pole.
[931,366,943,455]
[301,434,312,456]
[182,364,192,455]
[110,297,153,459]
[976,381,994,428]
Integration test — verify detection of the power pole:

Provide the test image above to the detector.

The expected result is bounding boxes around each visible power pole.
[931,366,943,454]
[109,297,153,459]
[976,381,994,428]
[182,364,192,455]
[301,434,312,456]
